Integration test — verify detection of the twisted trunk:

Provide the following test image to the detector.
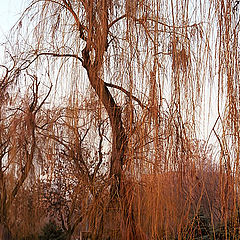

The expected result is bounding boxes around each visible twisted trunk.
[84,62,127,197]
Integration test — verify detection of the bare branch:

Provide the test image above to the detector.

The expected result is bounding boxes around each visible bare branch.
[20,52,82,71]
[62,0,87,41]
[108,14,127,29]
[35,83,53,113]
[105,82,145,109]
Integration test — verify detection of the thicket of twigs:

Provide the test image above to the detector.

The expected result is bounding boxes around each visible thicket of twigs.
[0,0,240,239]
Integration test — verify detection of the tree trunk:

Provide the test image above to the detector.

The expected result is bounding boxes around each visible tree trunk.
[79,1,140,236]
[0,224,12,240]
[83,62,127,198]
[82,49,143,239]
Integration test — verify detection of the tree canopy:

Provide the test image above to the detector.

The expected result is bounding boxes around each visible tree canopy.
[0,0,240,239]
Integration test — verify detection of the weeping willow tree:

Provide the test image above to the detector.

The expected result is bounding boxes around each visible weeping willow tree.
[1,0,240,239]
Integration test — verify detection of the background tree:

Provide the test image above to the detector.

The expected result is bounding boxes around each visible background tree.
[0,65,52,238]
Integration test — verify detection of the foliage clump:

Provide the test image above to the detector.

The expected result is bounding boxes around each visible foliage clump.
[38,221,66,240]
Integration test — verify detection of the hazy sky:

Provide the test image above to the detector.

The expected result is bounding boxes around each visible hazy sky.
[0,0,25,63]
[0,0,25,35]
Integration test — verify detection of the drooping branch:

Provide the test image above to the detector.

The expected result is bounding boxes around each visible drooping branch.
[108,14,127,29]
[62,0,87,41]
[18,52,83,73]
[105,82,145,109]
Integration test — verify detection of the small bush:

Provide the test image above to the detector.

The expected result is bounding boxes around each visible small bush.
[38,221,66,240]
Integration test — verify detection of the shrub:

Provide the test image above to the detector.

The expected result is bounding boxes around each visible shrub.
[38,221,66,240]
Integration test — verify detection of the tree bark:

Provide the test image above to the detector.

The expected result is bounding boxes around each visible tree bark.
[0,164,7,225]
[83,60,127,197]
[0,223,12,240]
